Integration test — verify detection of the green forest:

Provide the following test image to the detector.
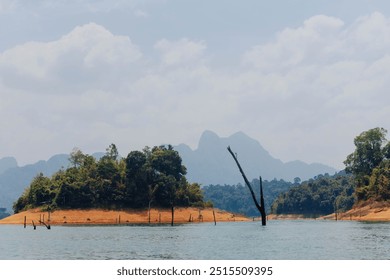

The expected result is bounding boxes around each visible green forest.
[13,144,207,213]
[271,172,355,216]
[271,127,390,216]
[344,127,390,202]
[202,179,292,216]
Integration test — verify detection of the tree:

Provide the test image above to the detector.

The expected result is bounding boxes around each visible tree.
[227,146,266,225]
[367,160,390,200]
[344,127,388,178]
[69,147,85,168]
[344,128,390,201]
[125,150,149,207]
[105,143,119,161]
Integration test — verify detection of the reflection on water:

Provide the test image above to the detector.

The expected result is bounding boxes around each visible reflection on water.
[0,220,389,259]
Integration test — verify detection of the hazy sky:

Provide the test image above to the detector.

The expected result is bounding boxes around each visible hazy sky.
[1,0,390,169]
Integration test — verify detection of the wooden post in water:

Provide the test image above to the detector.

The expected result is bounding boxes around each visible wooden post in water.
[41,221,51,230]
[148,203,151,224]
[24,216,26,228]
[171,206,175,226]
[213,209,217,226]
[32,220,36,230]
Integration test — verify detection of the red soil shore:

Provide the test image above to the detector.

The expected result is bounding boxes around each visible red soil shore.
[0,207,249,225]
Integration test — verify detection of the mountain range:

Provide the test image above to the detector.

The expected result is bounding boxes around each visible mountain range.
[175,130,337,185]
[0,130,337,213]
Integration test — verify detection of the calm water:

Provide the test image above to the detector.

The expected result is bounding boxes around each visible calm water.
[0,220,389,260]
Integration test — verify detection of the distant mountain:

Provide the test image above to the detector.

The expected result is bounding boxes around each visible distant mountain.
[0,154,69,213]
[0,157,18,175]
[0,152,104,214]
[175,130,338,185]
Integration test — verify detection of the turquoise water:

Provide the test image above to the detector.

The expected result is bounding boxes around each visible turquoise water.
[0,220,389,259]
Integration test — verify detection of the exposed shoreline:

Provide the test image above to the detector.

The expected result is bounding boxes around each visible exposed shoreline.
[268,203,390,222]
[0,207,249,226]
[2,203,390,226]
[320,203,390,222]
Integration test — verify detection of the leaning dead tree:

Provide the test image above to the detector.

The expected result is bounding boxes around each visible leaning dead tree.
[227,146,266,226]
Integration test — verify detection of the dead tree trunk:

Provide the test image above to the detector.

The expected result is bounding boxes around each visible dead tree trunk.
[227,146,266,226]
[259,176,266,226]
[171,205,174,226]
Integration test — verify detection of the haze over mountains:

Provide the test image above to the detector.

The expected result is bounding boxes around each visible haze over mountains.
[0,130,337,213]
[175,130,337,185]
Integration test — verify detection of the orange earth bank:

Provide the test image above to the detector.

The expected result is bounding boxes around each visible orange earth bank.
[320,202,390,222]
[0,207,249,226]
[268,202,390,222]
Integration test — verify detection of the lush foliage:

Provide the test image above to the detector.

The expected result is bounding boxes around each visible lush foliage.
[271,172,355,216]
[271,127,390,216]
[344,127,390,202]
[13,144,206,213]
[202,178,293,217]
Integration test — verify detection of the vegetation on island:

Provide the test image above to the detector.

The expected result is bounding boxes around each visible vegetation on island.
[13,144,208,213]
[271,127,390,216]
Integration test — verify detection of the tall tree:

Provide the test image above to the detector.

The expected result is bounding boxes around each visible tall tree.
[69,147,85,168]
[344,127,390,201]
[344,127,388,178]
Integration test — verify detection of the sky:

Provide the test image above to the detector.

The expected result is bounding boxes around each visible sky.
[1,0,390,169]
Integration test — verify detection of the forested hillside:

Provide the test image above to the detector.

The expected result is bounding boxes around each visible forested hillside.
[271,127,390,216]
[202,178,293,216]
[271,172,355,216]
[13,144,206,213]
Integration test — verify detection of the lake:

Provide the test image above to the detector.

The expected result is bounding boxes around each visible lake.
[0,220,389,259]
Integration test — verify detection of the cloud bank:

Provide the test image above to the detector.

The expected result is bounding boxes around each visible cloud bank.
[1,12,390,169]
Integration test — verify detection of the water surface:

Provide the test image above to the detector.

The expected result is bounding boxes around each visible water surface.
[1,220,389,259]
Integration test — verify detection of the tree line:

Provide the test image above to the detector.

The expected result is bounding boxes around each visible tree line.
[271,172,355,216]
[202,178,292,217]
[271,127,390,216]
[13,144,208,213]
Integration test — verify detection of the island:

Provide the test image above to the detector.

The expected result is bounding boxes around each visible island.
[1,144,249,226]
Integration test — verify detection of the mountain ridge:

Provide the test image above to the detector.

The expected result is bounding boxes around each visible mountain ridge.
[175,130,337,185]
[0,131,337,213]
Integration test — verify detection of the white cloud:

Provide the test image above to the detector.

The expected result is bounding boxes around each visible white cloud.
[243,15,345,71]
[0,23,142,93]
[345,12,390,57]
[235,12,390,167]
[2,12,390,170]
[154,38,207,66]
